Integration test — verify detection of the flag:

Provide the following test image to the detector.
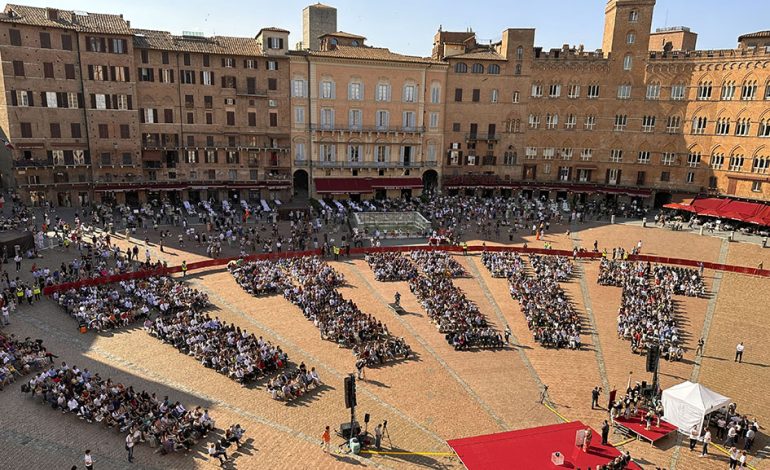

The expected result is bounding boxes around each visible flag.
[1,138,13,150]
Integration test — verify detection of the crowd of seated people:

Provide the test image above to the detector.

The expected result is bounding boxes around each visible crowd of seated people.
[408,274,502,349]
[364,252,418,281]
[146,310,291,384]
[53,276,209,331]
[483,252,581,349]
[408,250,469,278]
[23,363,214,454]
[0,333,51,390]
[266,362,322,401]
[652,265,705,297]
[599,260,684,358]
[228,259,291,296]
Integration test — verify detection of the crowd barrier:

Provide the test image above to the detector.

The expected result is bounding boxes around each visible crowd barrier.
[42,244,769,295]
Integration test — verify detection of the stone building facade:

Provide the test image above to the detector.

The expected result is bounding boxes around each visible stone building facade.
[0,1,769,206]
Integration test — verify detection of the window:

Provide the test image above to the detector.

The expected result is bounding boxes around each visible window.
[610,149,623,163]
[525,147,537,159]
[765,81,770,100]
[735,117,750,136]
[472,89,480,102]
[528,114,540,129]
[543,163,551,174]
[637,151,650,164]
[642,115,656,133]
[561,148,573,160]
[670,84,686,100]
[626,32,635,44]
[452,123,461,132]
[759,119,770,137]
[320,144,335,162]
[614,114,627,131]
[429,112,439,129]
[491,89,499,103]
[43,62,54,79]
[375,145,388,163]
[346,144,362,162]
[87,36,103,52]
[752,180,763,192]
[49,123,60,138]
[161,69,174,83]
[568,84,580,98]
[120,124,130,139]
[629,10,639,22]
[513,91,520,103]
[15,90,29,107]
[320,80,335,99]
[20,122,32,138]
[247,112,257,127]
[244,59,257,69]
[99,152,111,165]
[692,116,707,135]
[201,71,213,85]
[402,111,416,130]
[61,34,72,50]
[728,154,744,171]
[741,80,757,100]
[515,64,522,75]
[531,84,543,98]
[751,157,770,174]
[546,113,559,129]
[584,115,596,130]
[112,38,126,54]
[268,78,277,90]
[293,79,307,98]
[295,143,306,161]
[623,54,632,71]
[376,83,391,101]
[431,84,441,103]
[267,60,278,70]
[471,63,484,74]
[403,84,416,102]
[710,153,724,170]
[38,31,51,49]
[295,106,305,124]
[646,83,661,100]
[587,84,600,99]
[608,168,620,185]
[348,109,362,130]
[697,81,712,100]
[116,94,129,110]
[226,111,235,126]
[320,108,335,129]
[721,81,736,100]
[68,92,78,108]
[64,63,75,79]
[548,84,561,98]
[454,88,463,102]
[688,152,701,168]
[70,123,81,138]
[716,118,730,135]
[661,152,676,166]
[455,63,467,73]
[13,60,24,77]
[617,85,631,99]
[138,67,153,82]
[375,110,389,129]
[9,29,21,46]
[666,116,681,133]
[558,166,571,181]
[143,108,157,124]
[516,46,524,60]
[660,171,670,182]
[488,64,500,74]
[98,124,109,139]
[565,114,576,129]
[348,82,362,101]
[94,94,106,110]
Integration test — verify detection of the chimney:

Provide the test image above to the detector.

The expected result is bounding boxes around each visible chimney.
[46,8,58,21]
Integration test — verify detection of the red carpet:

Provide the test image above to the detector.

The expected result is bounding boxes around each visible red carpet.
[447,421,641,470]
[613,409,678,443]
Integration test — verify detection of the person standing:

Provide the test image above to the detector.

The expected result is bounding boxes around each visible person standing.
[374,423,383,450]
[321,426,331,453]
[181,260,187,278]
[688,425,699,451]
[700,429,711,457]
[582,428,592,453]
[601,420,610,446]
[125,433,135,463]
[84,449,94,470]
[695,337,704,356]
[735,342,744,363]
[14,253,21,272]
[504,325,511,345]
[591,387,601,409]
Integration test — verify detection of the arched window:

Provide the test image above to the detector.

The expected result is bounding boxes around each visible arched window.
[629,10,639,22]
[488,64,500,74]
[516,46,524,60]
[471,63,484,74]
[454,62,467,73]
[623,54,632,71]
[626,32,636,44]
[515,64,521,75]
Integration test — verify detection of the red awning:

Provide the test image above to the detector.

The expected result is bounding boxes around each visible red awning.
[663,203,696,212]
[690,198,730,217]
[314,177,422,194]
[718,199,764,222]
[671,197,770,226]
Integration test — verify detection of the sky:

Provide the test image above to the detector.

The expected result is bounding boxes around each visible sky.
[27,0,770,56]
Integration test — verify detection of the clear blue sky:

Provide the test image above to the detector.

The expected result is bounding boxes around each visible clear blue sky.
[36,0,770,55]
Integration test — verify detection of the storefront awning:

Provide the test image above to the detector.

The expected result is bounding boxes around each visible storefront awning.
[664,197,770,226]
[314,177,422,194]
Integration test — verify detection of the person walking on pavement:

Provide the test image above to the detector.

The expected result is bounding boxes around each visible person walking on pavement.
[504,325,511,345]
[601,420,610,446]
[689,425,699,451]
[181,260,188,278]
[125,432,135,463]
[591,386,601,409]
[84,449,94,470]
[700,429,712,457]
[375,423,383,450]
[735,342,744,363]
[695,337,704,356]
[321,426,331,453]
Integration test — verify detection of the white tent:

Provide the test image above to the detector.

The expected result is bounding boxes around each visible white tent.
[661,381,731,435]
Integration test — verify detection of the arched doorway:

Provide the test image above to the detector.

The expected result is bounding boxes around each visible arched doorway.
[293,169,309,199]
[654,191,672,209]
[422,169,438,195]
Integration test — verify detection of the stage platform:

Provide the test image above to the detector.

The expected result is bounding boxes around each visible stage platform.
[447,421,641,470]
[613,409,678,444]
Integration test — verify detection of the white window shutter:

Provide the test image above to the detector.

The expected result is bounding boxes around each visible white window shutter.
[331,81,336,99]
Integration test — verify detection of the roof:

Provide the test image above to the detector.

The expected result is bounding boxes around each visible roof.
[738,30,770,41]
[258,27,289,34]
[437,31,475,44]
[447,421,641,470]
[132,29,264,56]
[451,50,505,61]
[309,45,444,65]
[0,4,131,34]
[305,3,336,9]
[320,31,366,40]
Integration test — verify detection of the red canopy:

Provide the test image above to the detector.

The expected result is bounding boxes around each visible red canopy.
[447,421,640,470]
[690,198,730,217]
[663,203,696,212]
[717,199,764,222]
[665,197,770,226]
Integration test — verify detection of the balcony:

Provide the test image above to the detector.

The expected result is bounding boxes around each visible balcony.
[465,133,499,141]
[312,125,425,134]
[314,160,424,169]
[294,159,309,167]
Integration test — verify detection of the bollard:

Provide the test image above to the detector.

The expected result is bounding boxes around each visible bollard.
[763,237,767,248]
[611,215,616,224]
[642,217,647,228]
[699,226,704,236]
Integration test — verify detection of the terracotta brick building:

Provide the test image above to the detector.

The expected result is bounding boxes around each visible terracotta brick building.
[1,1,769,207]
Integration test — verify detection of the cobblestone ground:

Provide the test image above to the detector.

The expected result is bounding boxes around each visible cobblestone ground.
[0,220,768,469]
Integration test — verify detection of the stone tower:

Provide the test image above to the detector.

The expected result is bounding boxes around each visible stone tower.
[302,3,337,51]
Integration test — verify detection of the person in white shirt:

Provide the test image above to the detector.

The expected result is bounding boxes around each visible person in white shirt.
[735,342,745,363]
[700,429,711,457]
[688,425,699,451]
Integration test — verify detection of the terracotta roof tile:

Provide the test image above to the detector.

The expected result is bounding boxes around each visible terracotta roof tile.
[320,31,366,40]
[0,4,131,34]
[738,30,770,41]
[132,29,265,56]
[309,45,444,65]
[438,31,475,44]
[451,50,505,61]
